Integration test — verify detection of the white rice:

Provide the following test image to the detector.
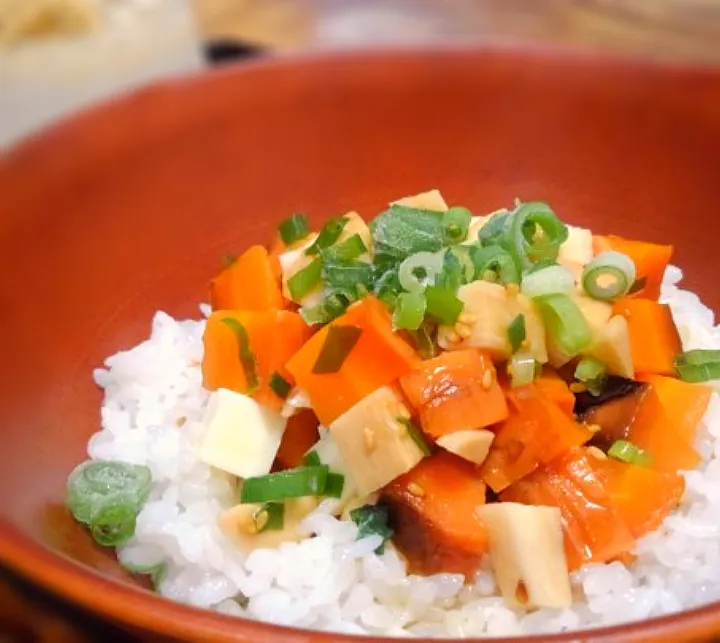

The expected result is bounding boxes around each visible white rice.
[86,265,720,637]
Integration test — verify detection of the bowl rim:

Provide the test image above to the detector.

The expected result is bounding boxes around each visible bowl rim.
[2,43,720,642]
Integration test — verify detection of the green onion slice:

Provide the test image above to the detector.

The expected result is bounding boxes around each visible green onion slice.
[371,205,445,260]
[300,292,351,326]
[306,217,349,256]
[574,356,607,396]
[278,213,309,245]
[507,313,526,353]
[478,211,510,248]
[534,293,592,357]
[66,460,152,526]
[324,473,345,499]
[269,372,292,399]
[425,286,464,325]
[350,504,393,554]
[240,466,329,503]
[398,417,432,455]
[322,260,374,298]
[287,258,323,301]
[322,233,367,262]
[521,265,575,299]
[312,325,363,374]
[442,207,472,244]
[674,349,720,383]
[220,317,260,393]
[256,502,285,532]
[304,450,322,466]
[508,353,537,388]
[398,251,444,293]
[471,245,520,285]
[393,291,427,331]
[90,498,139,547]
[582,251,636,301]
[608,439,651,467]
[407,321,438,360]
[509,202,568,270]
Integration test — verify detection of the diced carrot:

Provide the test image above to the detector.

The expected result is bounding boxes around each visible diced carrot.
[626,377,706,473]
[599,457,684,538]
[612,299,682,376]
[479,385,593,493]
[274,409,320,470]
[381,450,488,577]
[203,309,313,411]
[286,296,419,425]
[210,245,285,312]
[501,447,635,570]
[593,235,673,300]
[399,350,508,438]
[535,368,575,417]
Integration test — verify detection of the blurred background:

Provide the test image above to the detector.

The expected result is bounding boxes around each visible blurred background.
[2,0,720,148]
[1,0,720,639]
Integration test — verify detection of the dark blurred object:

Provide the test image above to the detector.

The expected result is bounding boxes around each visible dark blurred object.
[203,40,265,65]
[0,566,133,643]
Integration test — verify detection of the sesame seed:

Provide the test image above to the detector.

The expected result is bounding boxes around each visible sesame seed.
[175,416,187,427]
[459,313,477,325]
[253,508,269,532]
[397,405,411,420]
[569,382,586,393]
[446,330,460,343]
[520,339,531,350]
[455,323,472,339]
[407,482,425,497]
[587,446,607,460]
[587,423,602,433]
[506,283,520,297]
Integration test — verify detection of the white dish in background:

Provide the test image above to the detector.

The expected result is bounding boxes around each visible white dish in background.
[0,0,203,149]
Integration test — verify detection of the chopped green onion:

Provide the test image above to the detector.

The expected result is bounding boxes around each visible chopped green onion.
[221,254,238,268]
[240,466,329,503]
[534,294,592,357]
[304,450,322,466]
[425,286,463,325]
[674,350,720,383]
[322,260,374,298]
[575,357,607,396]
[350,504,393,554]
[324,473,345,498]
[269,372,292,399]
[407,321,438,359]
[608,440,651,467]
[521,265,575,299]
[322,233,367,262]
[373,267,402,309]
[398,251,444,293]
[582,251,636,301]
[278,213,309,245]
[508,202,568,270]
[508,353,537,388]
[371,205,445,260]
[471,245,520,285]
[312,325,363,374]
[300,292,352,326]
[507,314,526,353]
[124,562,167,590]
[90,498,139,547]
[306,217,349,255]
[398,417,432,455]
[478,211,510,248]
[436,247,474,290]
[220,317,260,393]
[627,276,647,295]
[66,460,152,526]
[442,207,472,244]
[393,291,427,331]
[288,258,323,301]
[256,502,285,532]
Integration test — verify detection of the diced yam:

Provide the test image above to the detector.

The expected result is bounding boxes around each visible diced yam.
[392,189,448,212]
[329,386,425,496]
[199,389,286,478]
[436,429,495,466]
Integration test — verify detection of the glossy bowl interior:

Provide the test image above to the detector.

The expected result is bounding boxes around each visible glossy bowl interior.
[1,48,720,642]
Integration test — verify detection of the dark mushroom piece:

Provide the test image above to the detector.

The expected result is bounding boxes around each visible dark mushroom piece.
[574,376,651,450]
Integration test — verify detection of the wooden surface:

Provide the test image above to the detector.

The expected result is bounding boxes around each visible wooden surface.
[194,0,720,63]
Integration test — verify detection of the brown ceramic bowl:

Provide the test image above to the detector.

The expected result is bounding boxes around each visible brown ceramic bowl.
[1,47,720,642]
